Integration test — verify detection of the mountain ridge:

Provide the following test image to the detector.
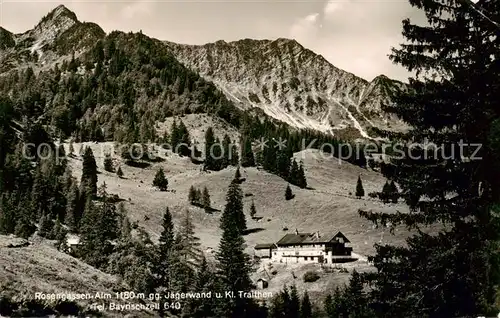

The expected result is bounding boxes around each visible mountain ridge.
[165,38,407,137]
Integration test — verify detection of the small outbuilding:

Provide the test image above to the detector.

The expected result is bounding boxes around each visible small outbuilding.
[254,243,276,258]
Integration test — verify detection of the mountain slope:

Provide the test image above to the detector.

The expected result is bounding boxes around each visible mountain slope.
[165,39,408,138]
[0,235,154,317]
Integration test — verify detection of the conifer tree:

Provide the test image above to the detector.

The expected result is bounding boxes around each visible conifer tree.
[154,207,175,292]
[104,153,114,172]
[170,119,179,151]
[65,182,80,232]
[79,185,117,268]
[299,291,312,318]
[297,162,307,189]
[116,166,124,178]
[215,194,253,317]
[234,165,241,182]
[357,1,500,317]
[230,142,240,167]
[38,213,54,238]
[81,146,97,197]
[289,159,299,186]
[188,185,199,205]
[221,181,246,234]
[153,167,168,191]
[276,151,290,180]
[14,215,36,240]
[190,256,215,317]
[0,194,16,234]
[170,210,201,297]
[202,187,211,213]
[250,200,257,219]
[285,184,293,201]
[389,181,398,203]
[380,181,391,204]
[177,120,191,157]
[324,288,346,318]
[204,127,217,171]
[241,135,255,167]
[177,209,202,269]
[222,134,232,169]
[289,285,300,318]
[356,175,365,198]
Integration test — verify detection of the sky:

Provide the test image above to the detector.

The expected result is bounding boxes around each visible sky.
[0,0,428,82]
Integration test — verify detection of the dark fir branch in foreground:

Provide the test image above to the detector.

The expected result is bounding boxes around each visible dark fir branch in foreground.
[328,0,500,317]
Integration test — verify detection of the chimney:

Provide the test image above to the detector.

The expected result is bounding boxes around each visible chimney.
[295,228,299,235]
[314,231,320,239]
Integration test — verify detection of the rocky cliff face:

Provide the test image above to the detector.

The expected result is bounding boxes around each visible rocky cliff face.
[165,39,407,138]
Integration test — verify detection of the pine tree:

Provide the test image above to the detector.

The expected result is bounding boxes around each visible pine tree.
[65,182,80,232]
[171,210,202,297]
[357,1,500,317]
[234,165,241,182]
[204,127,216,171]
[53,219,68,251]
[188,185,198,205]
[276,151,290,180]
[356,175,365,198]
[153,167,168,191]
[389,180,398,203]
[177,120,191,157]
[155,207,175,292]
[38,213,54,238]
[299,291,312,318]
[289,285,300,318]
[241,135,255,167]
[116,166,124,178]
[0,194,16,234]
[221,181,246,234]
[170,119,179,151]
[215,198,254,317]
[222,134,232,169]
[81,146,97,197]
[289,159,299,186]
[202,187,211,213]
[104,153,114,172]
[285,184,293,201]
[190,256,215,317]
[297,162,307,189]
[324,288,346,318]
[250,200,257,219]
[380,181,391,204]
[14,216,36,239]
[79,185,117,268]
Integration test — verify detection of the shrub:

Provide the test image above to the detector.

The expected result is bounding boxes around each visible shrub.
[303,271,320,283]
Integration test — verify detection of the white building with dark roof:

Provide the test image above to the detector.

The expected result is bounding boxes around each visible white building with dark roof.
[254,229,353,264]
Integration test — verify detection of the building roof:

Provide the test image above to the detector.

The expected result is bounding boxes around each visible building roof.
[254,243,276,250]
[276,231,350,246]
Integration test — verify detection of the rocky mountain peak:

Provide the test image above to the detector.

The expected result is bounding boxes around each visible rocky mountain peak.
[29,4,79,43]
[36,5,78,31]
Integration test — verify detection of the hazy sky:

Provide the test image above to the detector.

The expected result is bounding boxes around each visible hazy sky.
[1,0,427,82]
